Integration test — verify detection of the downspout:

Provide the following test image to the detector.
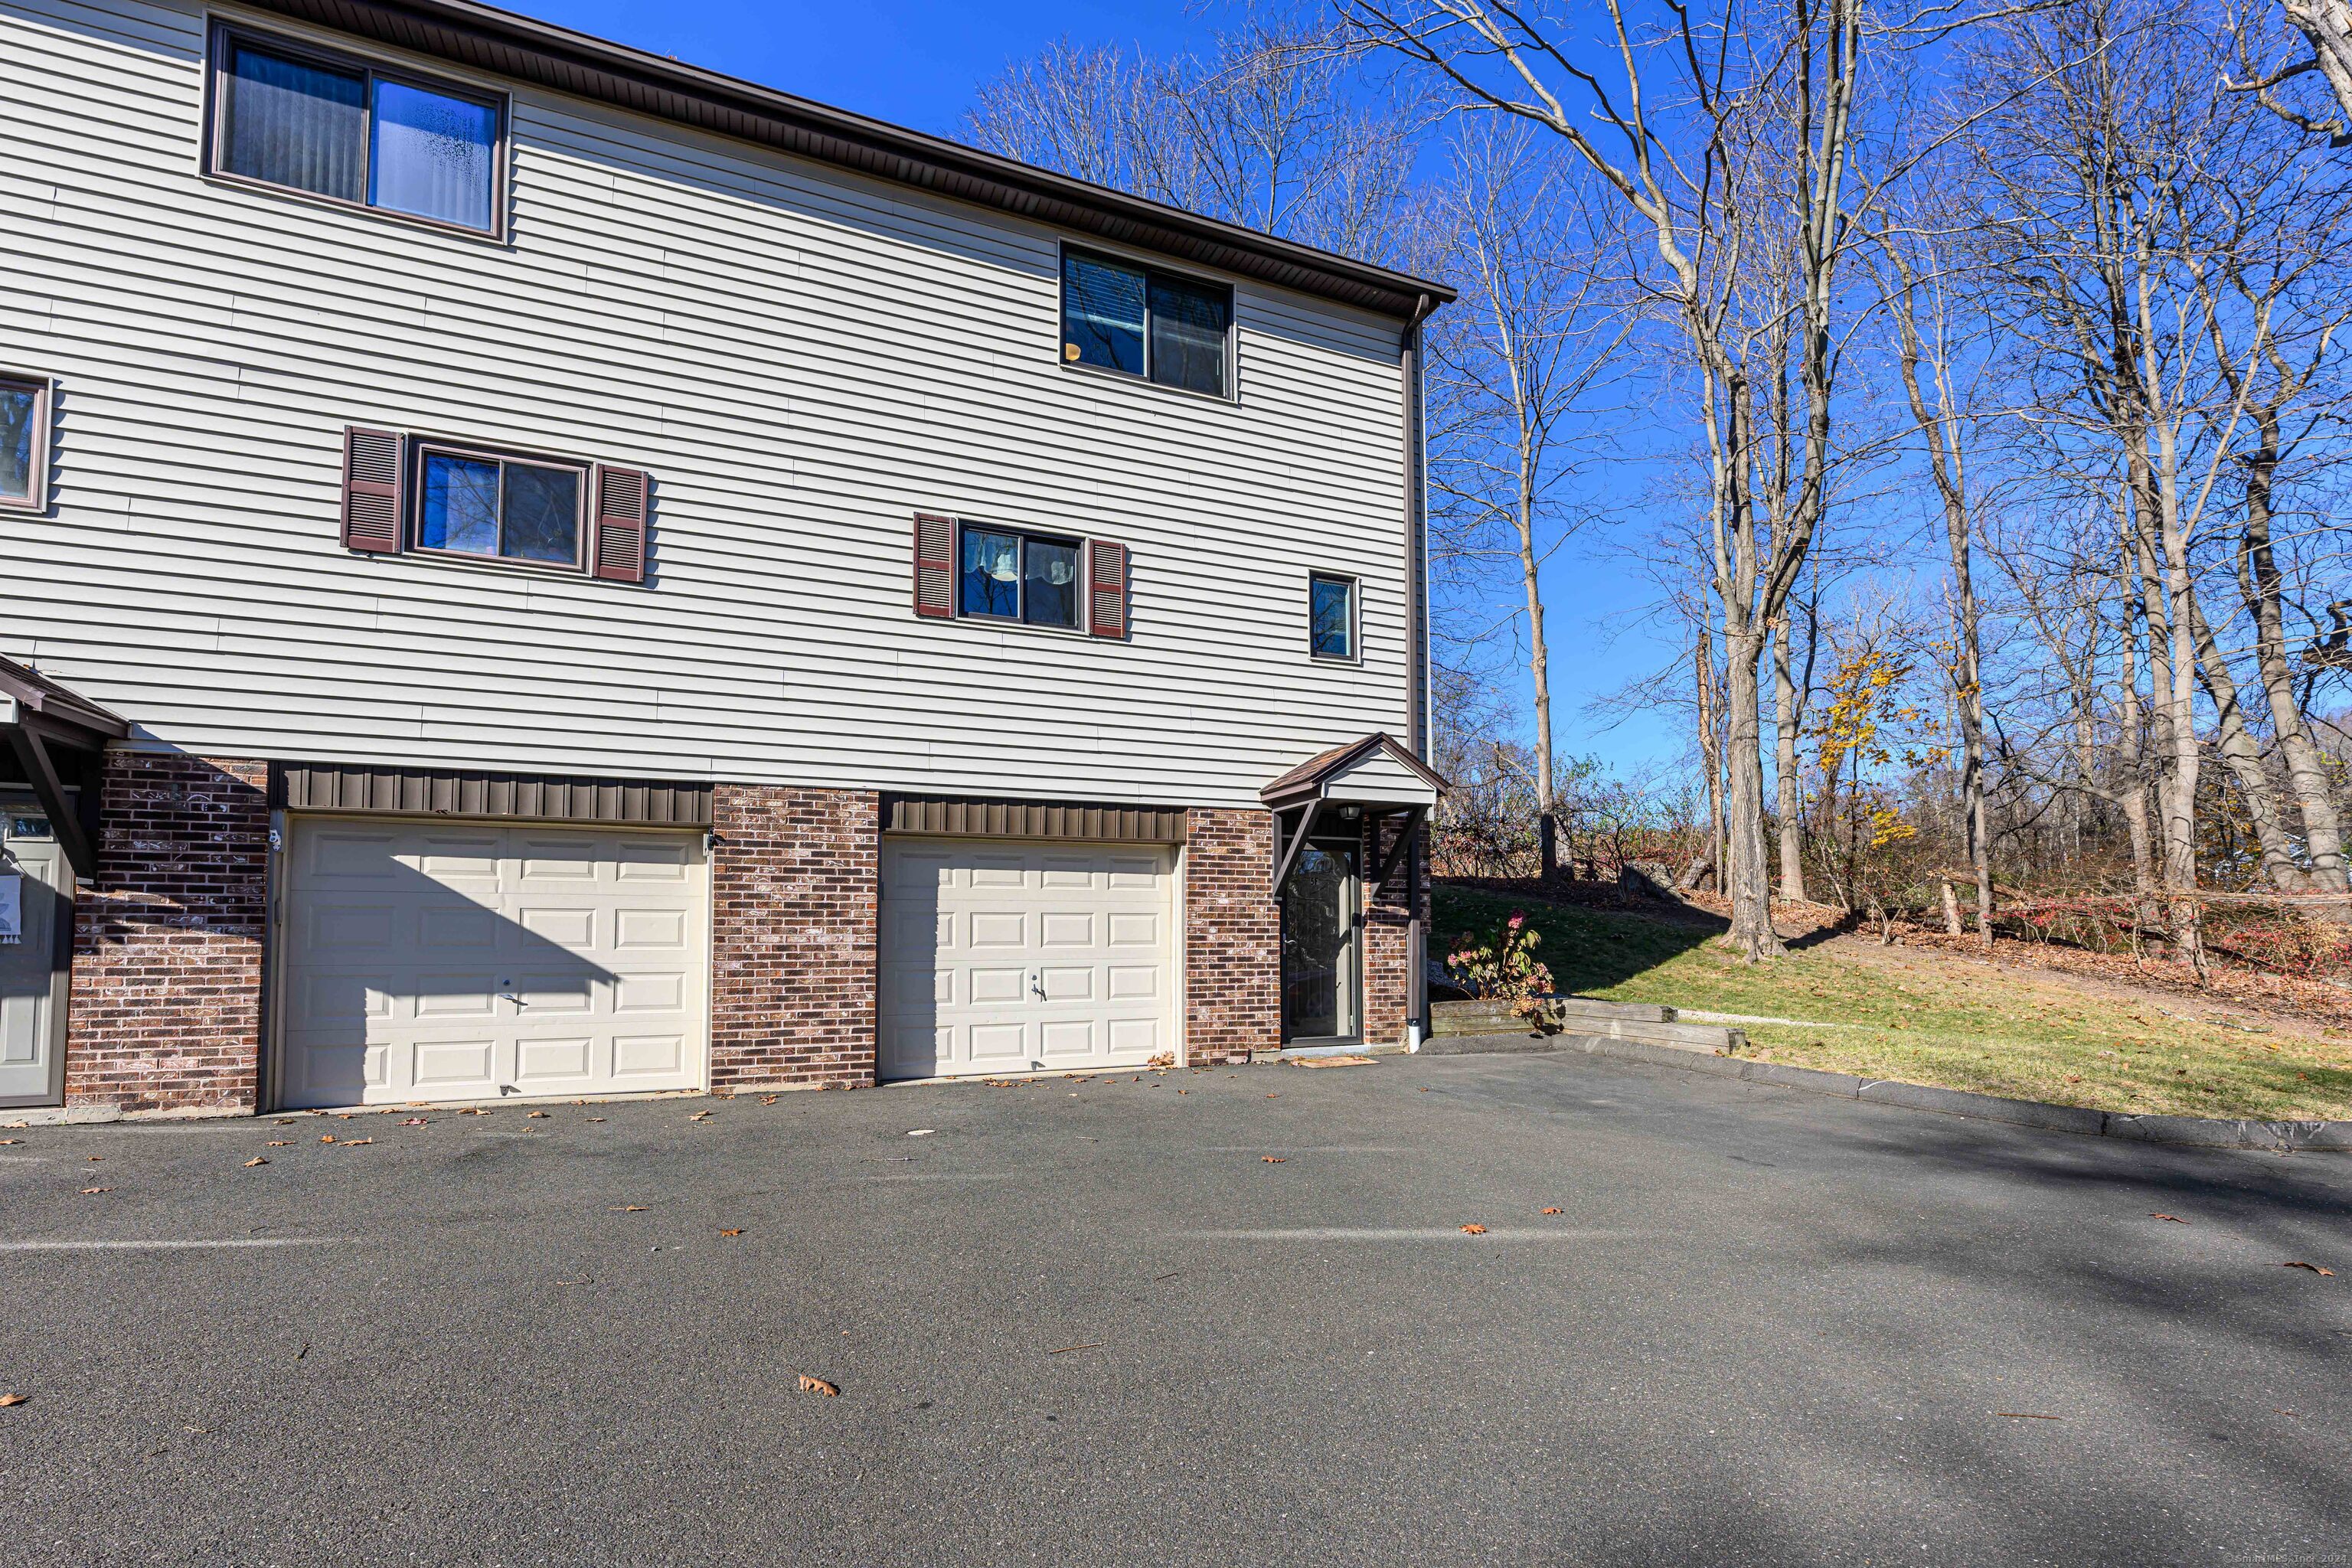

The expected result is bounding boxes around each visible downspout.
[1401,293,1436,1049]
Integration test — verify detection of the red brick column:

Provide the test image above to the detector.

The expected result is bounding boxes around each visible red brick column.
[66,753,270,1114]
[1361,813,1423,1049]
[708,785,879,1090]
[1184,807,1280,1063]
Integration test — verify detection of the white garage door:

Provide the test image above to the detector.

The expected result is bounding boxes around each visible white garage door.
[279,818,707,1108]
[878,838,1175,1080]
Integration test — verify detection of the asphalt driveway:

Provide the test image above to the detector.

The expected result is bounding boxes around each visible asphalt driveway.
[1,1050,2346,1566]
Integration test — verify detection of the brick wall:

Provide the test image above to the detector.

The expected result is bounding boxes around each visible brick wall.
[1184,807,1280,1062]
[709,786,879,1090]
[66,753,270,1113]
[1361,813,1423,1049]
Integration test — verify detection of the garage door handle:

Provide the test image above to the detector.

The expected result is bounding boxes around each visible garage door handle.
[500,991,527,1008]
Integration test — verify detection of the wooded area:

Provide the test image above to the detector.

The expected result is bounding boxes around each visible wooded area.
[965,0,2352,982]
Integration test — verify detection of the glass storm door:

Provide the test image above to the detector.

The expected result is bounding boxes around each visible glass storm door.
[1281,838,1360,1041]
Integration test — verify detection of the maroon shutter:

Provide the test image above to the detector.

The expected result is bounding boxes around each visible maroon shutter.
[913,512,956,618]
[341,427,405,553]
[1087,540,1128,639]
[593,466,649,583]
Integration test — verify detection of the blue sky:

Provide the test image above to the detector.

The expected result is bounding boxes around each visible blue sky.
[527,0,1694,776]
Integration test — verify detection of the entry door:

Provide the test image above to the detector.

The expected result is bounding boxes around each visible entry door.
[0,808,70,1106]
[1281,837,1360,1041]
[280,819,708,1107]
[878,838,1174,1079]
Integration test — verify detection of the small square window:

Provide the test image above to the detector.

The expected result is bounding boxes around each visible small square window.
[0,374,52,511]
[211,28,504,237]
[960,525,1084,627]
[416,447,584,567]
[1062,250,1232,397]
[1310,574,1357,661]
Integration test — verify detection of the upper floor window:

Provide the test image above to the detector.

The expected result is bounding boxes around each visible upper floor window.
[961,526,1083,629]
[1310,573,1357,662]
[209,28,505,236]
[341,426,650,583]
[1061,250,1233,398]
[0,374,51,512]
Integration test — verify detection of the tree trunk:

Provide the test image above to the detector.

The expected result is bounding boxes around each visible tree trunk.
[1773,613,1807,902]
[1517,446,1557,882]
[1696,621,1724,894]
[1940,877,1962,936]
[2238,409,2350,914]
[1722,624,1784,959]
[2283,0,2352,127]
[2187,592,2308,892]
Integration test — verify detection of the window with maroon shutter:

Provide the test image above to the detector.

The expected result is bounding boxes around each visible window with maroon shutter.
[593,465,649,583]
[913,512,956,618]
[1088,540,1128,639]
[341,426,405,553]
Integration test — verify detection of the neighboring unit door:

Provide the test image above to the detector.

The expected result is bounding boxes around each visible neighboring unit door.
[279,818,707,1108]
[879,838,1174,1079]
[0,811,71,1107]
[1281,836,1361,1042]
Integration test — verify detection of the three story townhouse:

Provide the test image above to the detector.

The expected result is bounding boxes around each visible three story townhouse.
[0,0,1452,1116]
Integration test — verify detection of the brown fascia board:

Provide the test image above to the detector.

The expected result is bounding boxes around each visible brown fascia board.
[240,0,1457,320]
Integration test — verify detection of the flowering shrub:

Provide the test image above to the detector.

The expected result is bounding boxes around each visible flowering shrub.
[1446,910,1559,1020]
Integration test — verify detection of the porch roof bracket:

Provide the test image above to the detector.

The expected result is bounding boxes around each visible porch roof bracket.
[1270,798,1324,895]
[4,716,97,881]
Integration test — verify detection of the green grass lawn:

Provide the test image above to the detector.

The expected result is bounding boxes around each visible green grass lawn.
[1433,884,2352,1122]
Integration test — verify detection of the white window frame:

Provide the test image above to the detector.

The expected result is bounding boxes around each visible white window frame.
[1308,571,1361,664]
[0,372,54,514]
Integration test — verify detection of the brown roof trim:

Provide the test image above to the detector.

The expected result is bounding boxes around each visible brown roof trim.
[885,794,1186,844]
[276,762,714,827]
[1260,732,1450,809]
[237,0,1456,318]
[0,655,129,742]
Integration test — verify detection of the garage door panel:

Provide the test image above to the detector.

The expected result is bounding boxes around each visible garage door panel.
[969,911,1027,949]
[1107,913,1160,947]
[283,821,707,1108]
[969,965,1026,1004]
[516,1035,593,1082]
[412,1038,496,1088]
[879,838,1174,1079]
[515,903,596,949]
[969,1021,1028,1060]
[613,1033,689,1076]
[1107,965,1159,1000]
[615,839,696,880]
[311,903,397,951]
[614,906,690,950]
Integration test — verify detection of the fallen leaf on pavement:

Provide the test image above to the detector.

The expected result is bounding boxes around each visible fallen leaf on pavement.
[319,1135,336,1143]
[798,1376,840,1396]
[907,1129,935,1137]
[244,1157,268,1168]
[0,1393,26,1407]
[1460,1223,1487,1235]
[689,1111,714,1122]
[401,1118,427,1125]
[266,1140,291,1147]
[2152,1214,2187,1223]
[1290,1055,1374,1068]
[719,1228,743,1236]
[527,1111,549,1119]
[1047,1344,1103,1354]
[1261,1155,1286,1164]
[2282,1262,2335,1276]
[86,1155,102,1162]
[341,1138,373,1146]
[586,1117,605,1122]
[1996,1413,2063,1419]
[0,1139,15,1145]
[1541,1208,1563,1215]
[80,1187,111,1194]
[611,1205,649,1212]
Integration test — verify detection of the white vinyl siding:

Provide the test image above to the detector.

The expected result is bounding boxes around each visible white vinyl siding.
[0,0,1413,809]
